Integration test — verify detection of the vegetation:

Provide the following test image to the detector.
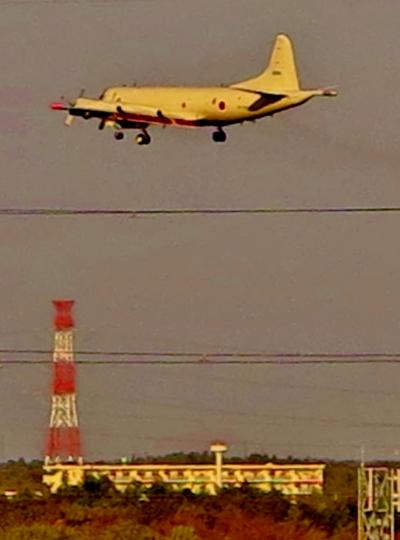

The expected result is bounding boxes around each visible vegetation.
[0,459,44,494]
[0,459,358,540]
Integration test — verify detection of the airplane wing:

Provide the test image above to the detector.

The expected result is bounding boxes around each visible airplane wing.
[52,99,206,128]
[115,104,206,127]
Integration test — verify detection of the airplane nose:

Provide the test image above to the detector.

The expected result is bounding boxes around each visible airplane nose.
[50,102,68,110]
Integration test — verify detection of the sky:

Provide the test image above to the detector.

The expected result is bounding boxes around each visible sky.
[1,0,400,462]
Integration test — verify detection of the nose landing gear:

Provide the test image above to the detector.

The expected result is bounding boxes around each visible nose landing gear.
[114,131,124,141]
[212,128,227,143]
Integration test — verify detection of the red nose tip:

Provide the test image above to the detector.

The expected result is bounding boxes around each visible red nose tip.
[50,102,68,111]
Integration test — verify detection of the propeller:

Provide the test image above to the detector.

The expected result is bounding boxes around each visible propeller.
[50,89,87,126]
[64,114,75,127]
[55,89,85,108]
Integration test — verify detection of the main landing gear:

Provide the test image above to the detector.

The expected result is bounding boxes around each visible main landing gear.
[113,130,151,145]
[212,128,227,143]
[135,131,151,146]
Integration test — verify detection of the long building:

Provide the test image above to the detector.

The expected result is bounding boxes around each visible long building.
[43,450,324,496]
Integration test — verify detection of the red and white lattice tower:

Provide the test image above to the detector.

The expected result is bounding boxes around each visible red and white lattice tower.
[45,300,82,464]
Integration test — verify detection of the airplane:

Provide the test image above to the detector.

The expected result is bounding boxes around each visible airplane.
[51,33,337,145]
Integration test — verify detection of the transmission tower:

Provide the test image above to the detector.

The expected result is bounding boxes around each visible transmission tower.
[358,467,395,540]
[45,300,82,464]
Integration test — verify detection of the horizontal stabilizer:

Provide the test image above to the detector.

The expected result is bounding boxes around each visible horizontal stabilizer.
[321,87,338,97]
[248,92,285,111]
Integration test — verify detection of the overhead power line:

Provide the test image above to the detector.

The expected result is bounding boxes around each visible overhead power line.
[2,207,400,217]
[0,0,148,6]
[2,348,400,364]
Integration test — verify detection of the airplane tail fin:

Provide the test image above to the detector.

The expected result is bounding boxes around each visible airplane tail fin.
[231,34,300,93]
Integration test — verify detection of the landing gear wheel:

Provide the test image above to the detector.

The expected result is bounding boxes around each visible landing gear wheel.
[212,129,227,143]
[114,131,124,141]
[135,132,151,146]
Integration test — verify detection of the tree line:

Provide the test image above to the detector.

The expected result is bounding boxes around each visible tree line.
[0,458,360,539]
